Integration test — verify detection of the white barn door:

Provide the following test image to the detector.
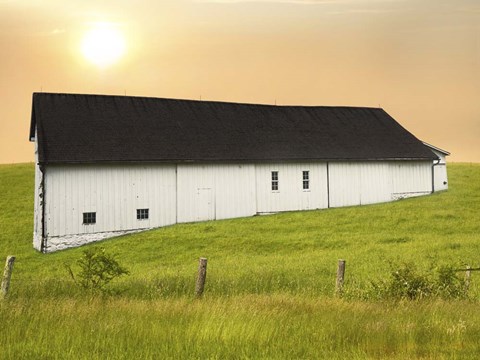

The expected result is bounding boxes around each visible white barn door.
[177,164,216,223]
[196,188,215,221]
[177,164,256,223]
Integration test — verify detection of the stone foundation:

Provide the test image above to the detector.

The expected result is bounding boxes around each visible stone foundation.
[44,229,148,252]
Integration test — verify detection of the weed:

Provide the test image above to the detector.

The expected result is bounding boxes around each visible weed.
[65,247,129,293]
[366,263,467,300]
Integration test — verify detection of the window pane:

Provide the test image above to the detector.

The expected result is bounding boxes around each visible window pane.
[83,212,96,224]
[271,171,279,191]
[137,208,149,220]
[302,171,310,189]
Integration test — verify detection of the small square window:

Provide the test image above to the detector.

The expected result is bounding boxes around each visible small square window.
[137,208,149,220]
[83,212,96,225]
[303,171,310,190]
[271,171,279,191]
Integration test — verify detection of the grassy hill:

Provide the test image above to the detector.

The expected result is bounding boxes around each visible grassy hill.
[1,162,480,359]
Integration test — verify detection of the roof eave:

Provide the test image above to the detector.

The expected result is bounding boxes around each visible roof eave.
[38,157,437,165]
[422,142,450,156]
[29,96,37,142]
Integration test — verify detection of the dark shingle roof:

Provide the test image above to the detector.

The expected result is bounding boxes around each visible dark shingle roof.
[30,93,437,164]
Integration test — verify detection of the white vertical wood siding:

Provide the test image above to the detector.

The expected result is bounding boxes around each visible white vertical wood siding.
[33,136,43,251]
[430,150,448,192]
[176,164,256,223]
[214,164,256,220]
[255,163,328,213]
[329,162,392,207]
[36,159,438,251]
[329,161,432,208]
[391,161,432,197]
[433,164,448,192]
[44,164,176,237]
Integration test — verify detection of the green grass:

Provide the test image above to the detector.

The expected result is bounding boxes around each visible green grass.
[1,162,480,359]
[2,296,480,359]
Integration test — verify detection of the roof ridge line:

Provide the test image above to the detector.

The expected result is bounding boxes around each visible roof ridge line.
[32,92,383,110]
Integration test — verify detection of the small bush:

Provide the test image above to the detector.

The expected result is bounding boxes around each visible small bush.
[436,265,467,299]
[367,263,467,300]
[65,247,129,293]
[386,264,432,300]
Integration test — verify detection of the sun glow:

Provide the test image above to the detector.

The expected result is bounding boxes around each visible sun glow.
[81,23,126,67]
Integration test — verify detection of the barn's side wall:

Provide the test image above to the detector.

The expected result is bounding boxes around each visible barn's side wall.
[39,160,434,252]
[329,161,432,207]
[329,162,392,207]
[255,163,328,213]
[390,161,432,198]
[177,164,257,223]
[42,163,177,252]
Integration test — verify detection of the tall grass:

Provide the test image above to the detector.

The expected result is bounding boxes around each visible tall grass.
[1,162,480,358]
[2,295,480,359]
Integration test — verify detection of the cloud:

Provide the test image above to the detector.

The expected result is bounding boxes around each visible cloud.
[192,0,407,14]
[193,0,404,4]
[327,7,398,14]
[51,28,65,34]
[33,28,66,37]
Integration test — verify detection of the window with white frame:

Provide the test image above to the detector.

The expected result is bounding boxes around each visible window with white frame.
[271,171,279,191]
[303,171,310,190]
[137,208,149,220]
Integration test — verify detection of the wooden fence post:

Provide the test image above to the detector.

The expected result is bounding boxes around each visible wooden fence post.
[195,257,208,298]
[465,265,471,294]
[335,259,346,296]
[1,256,16,299]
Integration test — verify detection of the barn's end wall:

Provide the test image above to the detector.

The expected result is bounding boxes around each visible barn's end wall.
[33,136,43,251]
[430,149,448,192]
[34,160,434,252]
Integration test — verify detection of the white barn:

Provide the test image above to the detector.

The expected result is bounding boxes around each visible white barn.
[30,93,448,252]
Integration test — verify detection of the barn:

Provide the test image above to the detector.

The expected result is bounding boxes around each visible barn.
[30,93,448,252]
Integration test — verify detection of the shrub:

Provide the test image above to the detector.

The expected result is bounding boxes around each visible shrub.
[367,263,467,300]
[65,247,129,293]
[386,264,433,300]
[435,265,467,299]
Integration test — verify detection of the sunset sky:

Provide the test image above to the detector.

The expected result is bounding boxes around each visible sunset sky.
[0,0,479,163]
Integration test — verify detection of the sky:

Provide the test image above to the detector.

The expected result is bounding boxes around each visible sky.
[0,0,479,164]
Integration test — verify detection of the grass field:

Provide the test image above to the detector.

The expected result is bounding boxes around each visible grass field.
[1,162,480,359]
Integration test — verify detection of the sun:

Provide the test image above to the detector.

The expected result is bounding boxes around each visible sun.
[81,23,126,67]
